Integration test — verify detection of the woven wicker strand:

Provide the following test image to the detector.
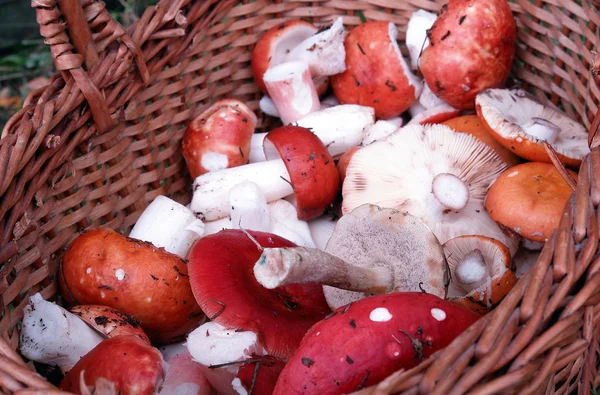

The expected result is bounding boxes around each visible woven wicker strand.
[1,0,600,393]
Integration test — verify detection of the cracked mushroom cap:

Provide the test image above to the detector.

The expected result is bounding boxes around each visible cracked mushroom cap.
[443,235,517,315]
[475,89,589,168]
[342,123,519,255]
[322,204,449,310]
[484,162,577,243]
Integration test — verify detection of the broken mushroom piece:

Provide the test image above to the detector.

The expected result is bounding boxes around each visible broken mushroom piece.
[283,17,347,77]
[254,204,449,311]
[70,305,151,345]
[251,20,329,96]
[443,236,517,315]
[264,61,321,124]
[192,126,339,221]
[20,293,104,373]
[60,336,165,395]
[182,99,257,178]
[332,21,422,119]
[485,162,577,246]
[129,195,204,259]
[342,124,519,254]
[476,89,589,168]
[187,230,331,360]
[442,114,521,167]
[273,292,480,394]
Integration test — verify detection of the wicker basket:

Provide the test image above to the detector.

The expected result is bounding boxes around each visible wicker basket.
[1,0,600,393]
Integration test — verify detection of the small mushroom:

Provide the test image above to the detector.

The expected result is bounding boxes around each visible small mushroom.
[191,125,339,221]
[442,114,520,167]
[443,236,517,315]
[59,336,165,395]
[70,305,151,345]
[484,162,577,246]
[187,230,332,360]
[182,99,257,177]
[254,204,449,310]
[273,292,480,394]
[342,123,519,254]
[263,61,321,124]
[475,89,589,168]
[332,21,422,119]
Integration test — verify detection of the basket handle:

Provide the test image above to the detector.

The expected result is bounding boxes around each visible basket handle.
[33,0,115,134]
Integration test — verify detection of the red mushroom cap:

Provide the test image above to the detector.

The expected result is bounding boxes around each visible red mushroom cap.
[331,21,421,119]
[273,292,480,394]
[70,305,151,345]
[60,336,165,395]
[264,126,340,221]
[188,229,331,360]
[183,99,257,178]
[236,355,286,395]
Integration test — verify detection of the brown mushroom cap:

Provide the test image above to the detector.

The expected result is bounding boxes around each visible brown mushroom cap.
[443,235,517,315]
[475,89,589,168]
[484,162,577,243]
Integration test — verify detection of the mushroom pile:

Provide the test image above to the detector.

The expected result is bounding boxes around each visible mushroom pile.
[21,1,591,393]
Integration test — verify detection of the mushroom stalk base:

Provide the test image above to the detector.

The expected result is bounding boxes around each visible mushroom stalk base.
[254,247,392,294]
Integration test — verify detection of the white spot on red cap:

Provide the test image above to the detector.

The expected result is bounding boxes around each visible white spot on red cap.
[369,307,392,322]
[431,308,446,321]
[507,171,519,178]
[86,267,91,274]
[115,269,125,281]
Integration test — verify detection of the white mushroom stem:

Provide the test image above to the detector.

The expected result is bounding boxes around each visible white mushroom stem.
[283,17,347,77]
[454,249,488,292]
[419,83,446,109]
[250,104,375,163]
[129,196,204,259]
[187,322,265,395]
[20,293,104,373]
[203,217,234,236]
[254,247,393,294]
[191,160,294,221]
[522,117,561,143]
[406,10,437,70]
[229,181,271,232]
[308,216,337,251]
[269,200,316,248]
[432,173,470,211]
[361,120,400,146]
[259,96,280,118]
[264,61,320,125]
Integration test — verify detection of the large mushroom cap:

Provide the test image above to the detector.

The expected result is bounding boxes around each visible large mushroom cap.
[475,89,589,168]
[484,162,577,243]
[443,235,517,314]
[187,229,331,360]
[323,204,449,310]
[342,124,518,254]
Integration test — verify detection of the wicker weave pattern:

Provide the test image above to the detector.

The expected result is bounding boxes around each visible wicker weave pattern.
[1,0,600,393]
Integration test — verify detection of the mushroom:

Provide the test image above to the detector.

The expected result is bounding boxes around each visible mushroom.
[484,162,577,247]
[268,199,316,248]
[331,21,422,119]
[70,305,150,345]
[60,228,204,344]
[19,293,104,373]
[128,195,204,259]
[191,125,339,221]
[228,181,271,233]
[259,96,280,118]
[408,104,461,125]
[251,20,329,96]
[249,105,375,163]
[159,350,216,395]
[342,123,519,254]
[475,89,589,168]
[182,99,257,177]
[307,216,338,251]
[337,146,361,184]
[187,229,332,360]
[235,355,286,395]
[203,217,234,236]
[443,235,517,315]
[254,204,449,310]
[263,61,321,124]
[360,120,402,146]
[406,9,437,70]
[59,336,165,395]
[419,0,516,109]
[272,292,480,394]
[442,114,520,167]
[282,17,347,77]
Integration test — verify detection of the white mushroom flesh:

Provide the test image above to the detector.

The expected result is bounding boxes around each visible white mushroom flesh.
[406,10,437,70]
[431,173,470,211]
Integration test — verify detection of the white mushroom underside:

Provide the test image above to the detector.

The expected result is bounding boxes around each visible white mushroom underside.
[476,89,589,159]
[342,124,516,251]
